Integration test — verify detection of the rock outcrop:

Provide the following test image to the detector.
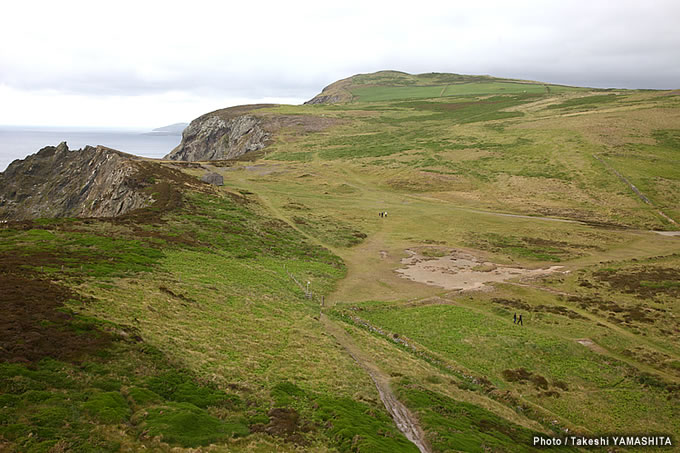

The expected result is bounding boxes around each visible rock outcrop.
[164,105,274,162]
[200,172,224,186]
[0,142,153,220]
[304,94,343,105]
[164,104,341,162]
[304,76,354,105]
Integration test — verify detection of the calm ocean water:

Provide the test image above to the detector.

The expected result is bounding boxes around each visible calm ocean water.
[0,126,182,172]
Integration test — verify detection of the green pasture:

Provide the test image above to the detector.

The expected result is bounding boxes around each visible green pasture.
[351,82,578,102]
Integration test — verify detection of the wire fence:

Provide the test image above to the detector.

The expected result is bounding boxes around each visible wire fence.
[283,263,324,315]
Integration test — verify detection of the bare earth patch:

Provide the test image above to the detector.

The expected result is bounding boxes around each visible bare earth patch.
[653,231,680,237]
[396,249,563,291]
[576,338,607,354]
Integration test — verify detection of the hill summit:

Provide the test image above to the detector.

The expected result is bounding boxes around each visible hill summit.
[304,70,563,104]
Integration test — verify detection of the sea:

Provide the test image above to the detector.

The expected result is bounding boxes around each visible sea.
[0,126,183,172]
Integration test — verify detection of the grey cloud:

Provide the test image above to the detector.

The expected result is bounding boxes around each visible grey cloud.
[2,0,679,116]
[2,69,324,98]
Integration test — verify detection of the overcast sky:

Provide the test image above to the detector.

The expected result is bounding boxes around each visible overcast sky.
[2,0,679,128]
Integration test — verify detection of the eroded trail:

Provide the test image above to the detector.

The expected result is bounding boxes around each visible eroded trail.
[250,189,431,452]
[593,153,678,225]
[321,314,431,453]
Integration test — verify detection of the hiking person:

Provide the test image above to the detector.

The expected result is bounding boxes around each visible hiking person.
[513,313,517,324]
[518,314,523,326]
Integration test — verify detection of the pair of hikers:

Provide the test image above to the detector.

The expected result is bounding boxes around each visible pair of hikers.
[379,211,388,218]
[513,313,523,325]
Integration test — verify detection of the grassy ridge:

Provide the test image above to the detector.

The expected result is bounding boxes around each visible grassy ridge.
[0,184,415,451]
[316,70,584,103]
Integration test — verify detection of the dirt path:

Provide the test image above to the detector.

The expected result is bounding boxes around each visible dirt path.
[321,314,431,453]
[344,308,587,435]
[652,231,680,236]
[245,189,431,452]
[458,207,582,224]
[249,187,343,256]
[338,166,638,230]
[593,154,677,225]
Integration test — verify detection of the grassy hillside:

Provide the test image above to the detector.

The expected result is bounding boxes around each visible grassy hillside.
[0,184,415,451]
[2,72,680,452]
[307,70,584,103]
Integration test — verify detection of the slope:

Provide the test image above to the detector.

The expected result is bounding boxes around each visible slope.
[2,70,680,452]
[305,70,583,104]
[0,160,420,452]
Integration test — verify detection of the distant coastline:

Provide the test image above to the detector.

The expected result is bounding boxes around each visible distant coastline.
[0,126,182,171]
[144,122,188,136]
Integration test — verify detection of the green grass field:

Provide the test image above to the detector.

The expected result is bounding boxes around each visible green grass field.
[2,72,680,452]
[351,82,578,102]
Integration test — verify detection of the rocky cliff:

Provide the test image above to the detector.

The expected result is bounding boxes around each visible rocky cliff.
[0,142,153,220]
[164,104,340,162]
[304,75,354,105]
[164,105,274,162]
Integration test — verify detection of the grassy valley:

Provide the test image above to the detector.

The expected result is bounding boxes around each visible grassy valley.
[1,71,679,452]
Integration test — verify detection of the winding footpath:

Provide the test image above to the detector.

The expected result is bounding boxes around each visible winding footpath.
[321,313,431,453]
[593,154,677,226]
[248,189,431,453]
